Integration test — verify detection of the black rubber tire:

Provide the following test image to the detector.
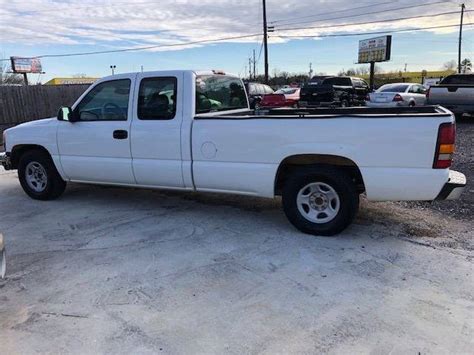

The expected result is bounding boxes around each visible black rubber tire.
[18,150,66,200]
[282,166,359,236]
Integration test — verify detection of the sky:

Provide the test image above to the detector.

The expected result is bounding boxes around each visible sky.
[0,0,473,83]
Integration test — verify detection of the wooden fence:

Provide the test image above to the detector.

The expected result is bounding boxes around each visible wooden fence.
[0,84,90,137]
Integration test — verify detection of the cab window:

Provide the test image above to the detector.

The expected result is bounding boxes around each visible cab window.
[196,75,247,114]
[138,77,177,120]
[74,79,130,121]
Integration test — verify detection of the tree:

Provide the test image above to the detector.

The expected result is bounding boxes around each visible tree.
[461,58,472,73]
[0,61,23,85]
[442,60,457,71]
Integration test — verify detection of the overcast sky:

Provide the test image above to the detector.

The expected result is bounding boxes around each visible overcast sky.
[0,0,472,81]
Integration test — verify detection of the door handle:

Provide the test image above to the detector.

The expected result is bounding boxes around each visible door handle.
[113,130,128,139]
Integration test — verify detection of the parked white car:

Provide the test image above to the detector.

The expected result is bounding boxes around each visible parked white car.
[0,70,466,236]
[366,83,427,107]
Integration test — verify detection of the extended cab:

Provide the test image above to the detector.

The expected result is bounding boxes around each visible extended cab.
[427,74,474,119]
[0,70,467,236]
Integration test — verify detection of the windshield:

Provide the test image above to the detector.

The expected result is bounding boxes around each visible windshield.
[377,84,409,93]
[196,75,248,114]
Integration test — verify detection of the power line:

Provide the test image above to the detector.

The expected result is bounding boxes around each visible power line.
[270,0,451,28]
[270,0,394,24]
[276,22,474,38]
[0,33,262,61]
[277,10,473,32]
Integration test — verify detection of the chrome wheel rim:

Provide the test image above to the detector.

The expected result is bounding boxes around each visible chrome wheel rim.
[297,182,340,224]
[25,162,48,193]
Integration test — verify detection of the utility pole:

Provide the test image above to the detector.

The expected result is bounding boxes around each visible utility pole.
[253,49,256,80]
[262,0,269,83]
[249,58,253,80]
[458,3,465,73]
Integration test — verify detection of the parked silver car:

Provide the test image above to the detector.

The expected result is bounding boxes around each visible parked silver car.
[366,83,427,107]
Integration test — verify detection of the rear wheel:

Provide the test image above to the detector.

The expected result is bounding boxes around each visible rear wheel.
[282,166,359,236]
[18,150,66,200]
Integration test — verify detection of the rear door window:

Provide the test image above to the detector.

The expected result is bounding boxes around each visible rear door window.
[138,77,177,120]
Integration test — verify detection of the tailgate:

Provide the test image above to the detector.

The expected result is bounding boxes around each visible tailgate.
[300,85,334,103]
[429,86,474,105]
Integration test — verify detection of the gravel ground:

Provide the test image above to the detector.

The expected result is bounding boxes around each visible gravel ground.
[399,118,473,221]
[0,165,473,354]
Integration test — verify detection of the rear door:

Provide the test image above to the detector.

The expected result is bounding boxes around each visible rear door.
[57,75,135,184]
[130,71,185,187]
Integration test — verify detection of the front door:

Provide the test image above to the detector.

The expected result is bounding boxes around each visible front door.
[130,72,185,187]
[57,75,136,184]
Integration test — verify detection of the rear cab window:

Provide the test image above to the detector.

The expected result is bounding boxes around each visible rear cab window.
[196,75,248,114]
[441,75,474,85]
[323,77,352,86]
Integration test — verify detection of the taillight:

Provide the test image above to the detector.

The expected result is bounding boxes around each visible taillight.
[392,94,404,102]
[433,123,455,169]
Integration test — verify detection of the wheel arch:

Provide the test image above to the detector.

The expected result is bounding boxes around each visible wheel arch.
[10,144,52,169]
[274,154,365,195]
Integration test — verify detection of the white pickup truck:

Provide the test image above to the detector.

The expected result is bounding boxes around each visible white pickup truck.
[0,70,467,236]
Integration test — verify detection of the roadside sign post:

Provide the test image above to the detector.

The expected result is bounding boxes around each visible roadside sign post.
[369,62,375,91]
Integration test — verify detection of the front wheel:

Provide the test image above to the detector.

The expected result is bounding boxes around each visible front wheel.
[18,150,66,200]
[282,166,359,236]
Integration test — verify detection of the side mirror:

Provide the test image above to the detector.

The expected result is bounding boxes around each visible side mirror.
[57,106,77,122]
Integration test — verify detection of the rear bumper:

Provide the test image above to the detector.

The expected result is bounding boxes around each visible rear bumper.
[0,152,12,170]
[435,170,466,200]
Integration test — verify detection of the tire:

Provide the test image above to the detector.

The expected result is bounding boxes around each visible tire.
[282,166,359,236]
[409,101,416,107]
[18,150,66,200]
[340,100,349,108]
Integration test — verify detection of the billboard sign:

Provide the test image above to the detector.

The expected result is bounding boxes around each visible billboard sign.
[10,57,43,73]
[358,35,392,64]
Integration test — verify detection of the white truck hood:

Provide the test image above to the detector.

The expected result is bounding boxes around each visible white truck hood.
[4,117,59,154]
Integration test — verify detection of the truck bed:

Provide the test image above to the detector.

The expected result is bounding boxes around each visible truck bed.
[192,105,454,200]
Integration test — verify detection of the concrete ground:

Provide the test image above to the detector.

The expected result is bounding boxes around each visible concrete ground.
[0,167,473,354]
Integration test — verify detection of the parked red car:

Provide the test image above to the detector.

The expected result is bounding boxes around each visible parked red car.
[259,87,301,108]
